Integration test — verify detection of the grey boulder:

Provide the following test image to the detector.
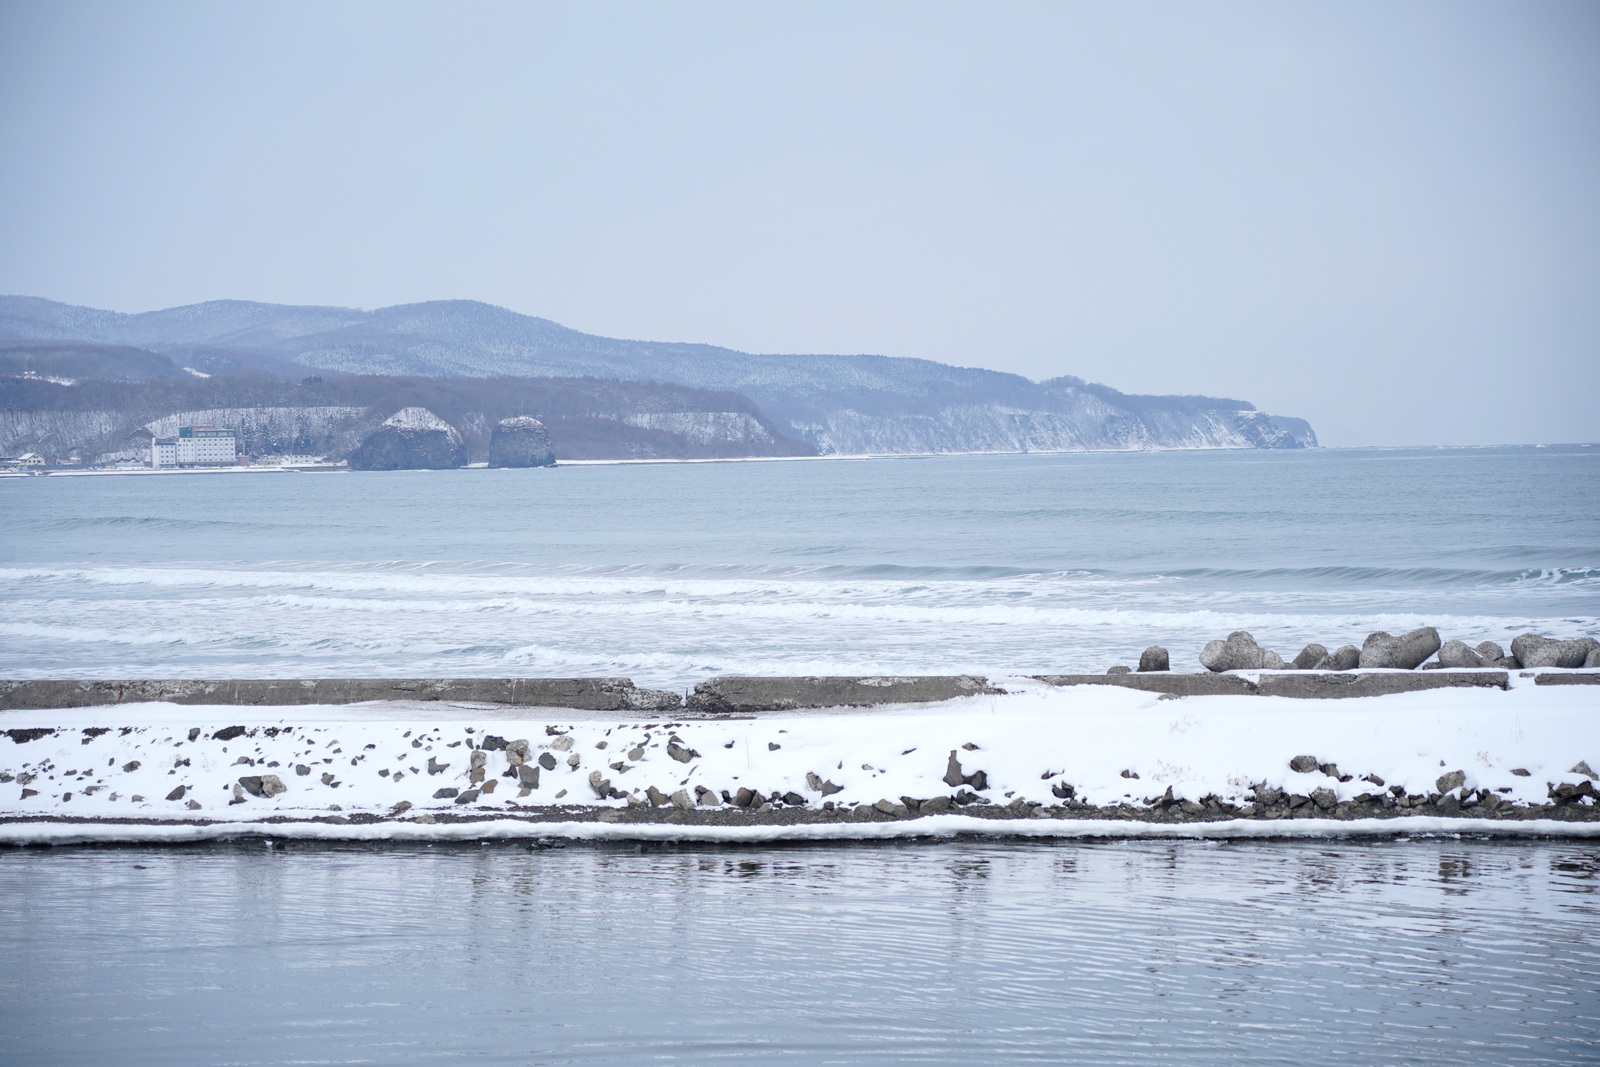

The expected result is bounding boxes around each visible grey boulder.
[1291,644,1328,671]
[1137,646,1169,672]
[1357,627,1441,670]
[1513,634,1600,668]
[1436,640,1483,668]
[1199,631,1283,672]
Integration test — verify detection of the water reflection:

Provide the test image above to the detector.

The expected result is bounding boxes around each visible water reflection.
[1,838,1597,1065]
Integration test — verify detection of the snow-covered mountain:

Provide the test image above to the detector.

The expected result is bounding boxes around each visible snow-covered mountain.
[0,296,1318,453]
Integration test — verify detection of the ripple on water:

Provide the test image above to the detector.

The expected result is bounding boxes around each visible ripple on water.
[1,838,1598,1065]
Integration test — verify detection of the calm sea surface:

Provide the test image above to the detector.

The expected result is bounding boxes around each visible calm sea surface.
[0,445,1596,685]
[2,838,1598,1065]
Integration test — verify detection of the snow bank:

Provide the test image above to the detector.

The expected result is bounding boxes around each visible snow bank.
[2,680,1595,844]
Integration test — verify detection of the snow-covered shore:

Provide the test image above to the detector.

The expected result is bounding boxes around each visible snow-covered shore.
[3,678,1595,845]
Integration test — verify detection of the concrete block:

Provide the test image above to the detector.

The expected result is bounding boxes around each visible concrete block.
[1031,673,1261,697]
[687,676,1004,714]
[0,677,682,711]
[1255,671,1507,699]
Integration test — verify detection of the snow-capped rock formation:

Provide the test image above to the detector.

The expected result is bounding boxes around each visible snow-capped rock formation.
[487,416,556,468]
[347,407,465,470]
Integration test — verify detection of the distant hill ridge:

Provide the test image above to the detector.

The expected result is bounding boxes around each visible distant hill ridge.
[0,295,1317,454]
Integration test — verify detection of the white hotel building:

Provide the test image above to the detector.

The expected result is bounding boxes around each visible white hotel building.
[151,425,238,468]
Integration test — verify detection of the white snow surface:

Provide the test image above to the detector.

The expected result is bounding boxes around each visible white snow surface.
[3,680,1595,844]
[381,406,455,433]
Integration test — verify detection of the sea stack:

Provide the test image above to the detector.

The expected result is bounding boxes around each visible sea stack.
[348,407,465,470]
[487,416,556,468]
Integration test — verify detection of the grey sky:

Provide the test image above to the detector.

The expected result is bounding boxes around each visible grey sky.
[1,0,1595,446]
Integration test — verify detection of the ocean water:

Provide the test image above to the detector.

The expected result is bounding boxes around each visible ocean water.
[2,838,1598,1065]
[1,445,1596,686]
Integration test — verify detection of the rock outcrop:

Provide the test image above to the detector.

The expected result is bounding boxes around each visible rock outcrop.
[347,407,465,470]
[487,416,556,468]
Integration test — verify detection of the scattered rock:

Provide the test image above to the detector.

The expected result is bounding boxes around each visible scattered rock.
[320,772,336,786]
[426,758,449,776]
[391,801,413,814]
[1310,787,1337,811]
[667,742,699,764]
[469,750,487,784]
[1436,770,1466,794]
[1137,646,1170,672]
[781,792,807,806]
[516,764,540,789]
[454,789,480,805]
[921,796,953,813]
[549,735,574,752]
[186,799,202,810]
[587,770,612,798]
[669,789,693,810]
[432,787,459,799]
[696,787,720,806]
[1288,755,1319,773]
[121,761,140,773]
[731,787,755,807]
[1572,761,1597,781]
[212,726,248,741]
[874,799,907,816]
[165,785,186,801]
[943,751,967,787]
[1511,768,1531,777]
[805,771,844,795]
[1358,627,1441,670]
[480,735,508,751]
[538,752,557,770]
[295,764,310,776]
[479,778,497,794]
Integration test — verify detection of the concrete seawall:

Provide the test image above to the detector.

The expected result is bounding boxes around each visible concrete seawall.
[1,670,1594,714]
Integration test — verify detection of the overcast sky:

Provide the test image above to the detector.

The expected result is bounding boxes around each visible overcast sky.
[1,1,1595,446]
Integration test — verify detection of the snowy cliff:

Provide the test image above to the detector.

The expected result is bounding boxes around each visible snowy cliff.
[1,296,1319,454]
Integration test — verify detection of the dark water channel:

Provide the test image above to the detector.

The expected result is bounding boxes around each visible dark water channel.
[2,837,1598,1065]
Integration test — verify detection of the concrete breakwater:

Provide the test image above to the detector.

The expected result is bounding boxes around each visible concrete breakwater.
[1140,627,1600,674]
[6,668,1595,716]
